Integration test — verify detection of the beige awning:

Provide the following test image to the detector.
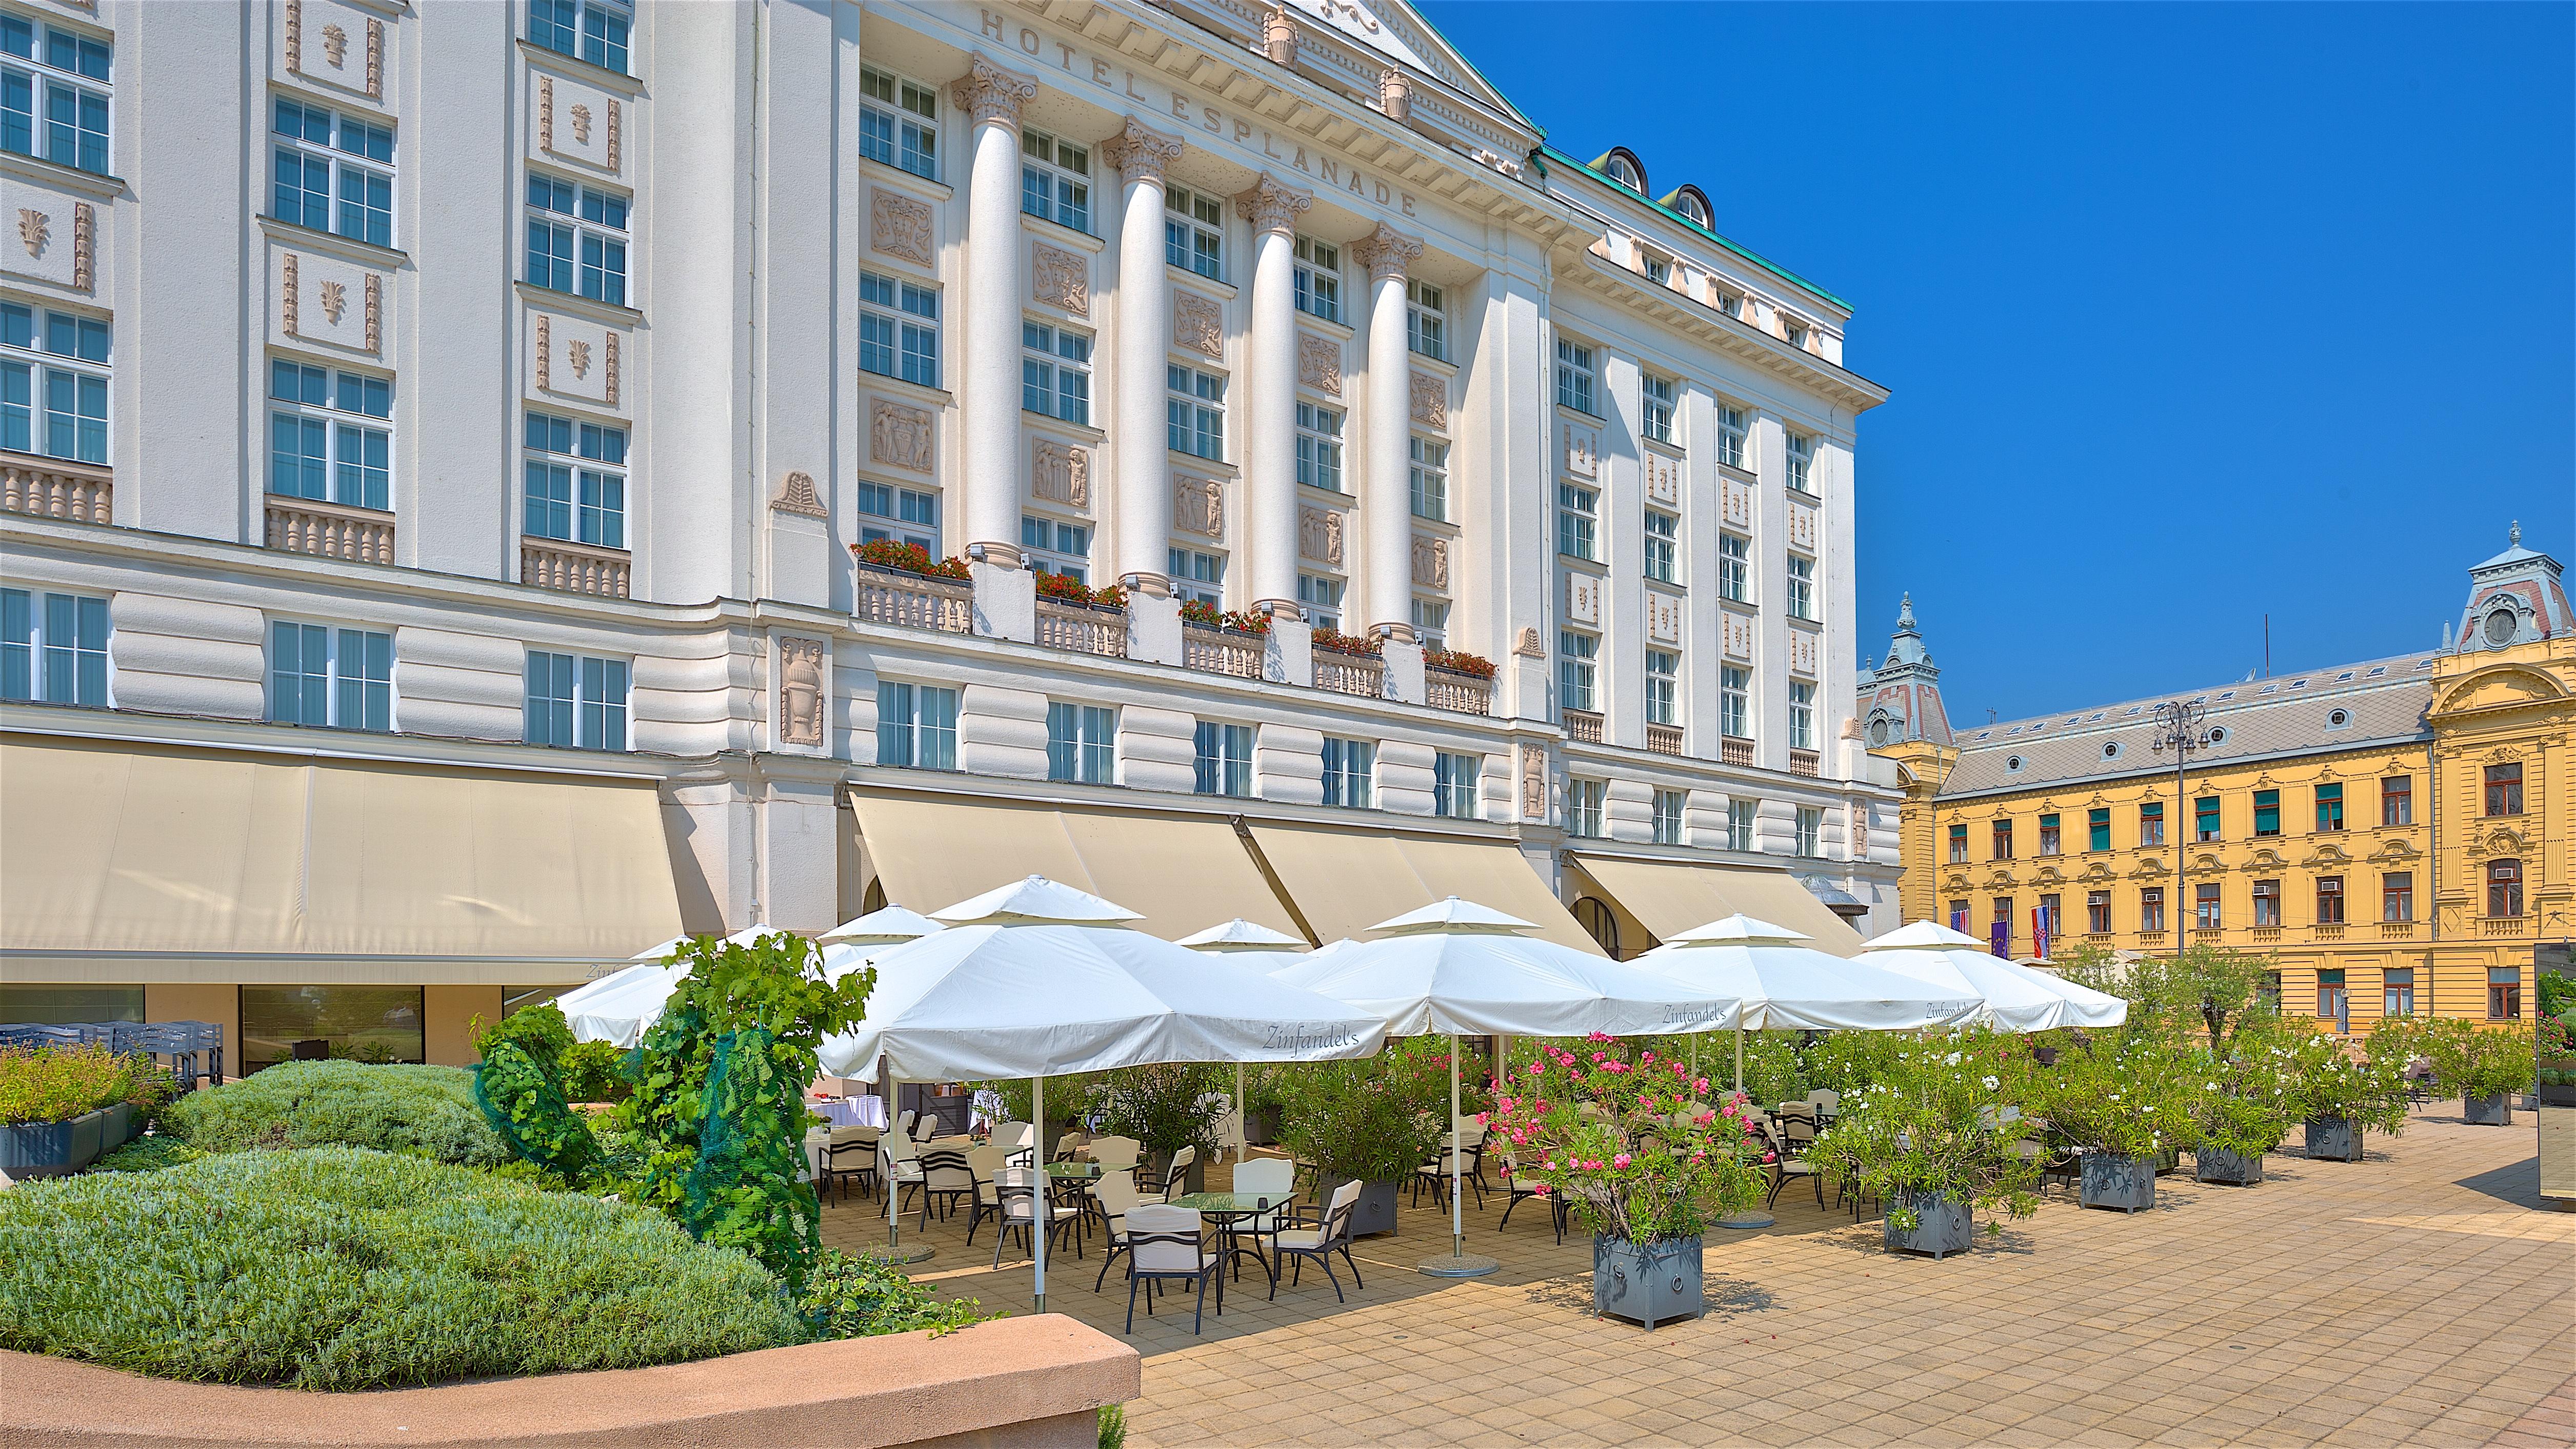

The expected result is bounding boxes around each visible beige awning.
[846,790,1303,942]
[1566,853,1866,957]
[1,735,684,982]
[1245,822,1600,952]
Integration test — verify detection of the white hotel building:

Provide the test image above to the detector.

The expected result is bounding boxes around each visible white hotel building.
[0,0,1899,1068]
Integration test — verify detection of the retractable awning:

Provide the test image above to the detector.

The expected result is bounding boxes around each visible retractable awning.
[0,735,684,983]
[1244,822,1600,952]
[1565,852,1866,957]
[845,790,1303,942]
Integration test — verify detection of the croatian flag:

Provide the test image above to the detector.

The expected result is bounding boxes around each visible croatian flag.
[2031,905,2053,961]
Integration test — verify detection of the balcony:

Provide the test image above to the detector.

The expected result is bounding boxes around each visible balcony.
[856,564,972,635]
[266,497,394,565]
[1424,665,1491,717]
[2379,920,2417,940]
[1035,599,1126,659]
[2249,926,2282,944]
[2480,916,2527,938]
[2135,930,2167,949]
[0,453,111,523]
[1183,623,1262,679]
[1313,650,1385,700]
[1562,708,1603,743]
[522,538,632,599]
[2314,923,2345,942]
[1721,735,1753,767]
[1789,748,1820,778]
[1645,723,1683,757]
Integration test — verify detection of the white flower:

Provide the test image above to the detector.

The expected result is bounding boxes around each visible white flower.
[1982,1076,2000,1091]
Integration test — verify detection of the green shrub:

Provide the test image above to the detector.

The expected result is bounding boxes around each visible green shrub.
[473,1040,598,1183]
[2417,1017,2538,1099]
[0,1146,804,1388]
[560,1039,631,1102]
[162,1061,509,1166]
[91,1135,203,1174]
[473,1003,575,1071]
[0,1045,173,1126]
[1274,1053,1441,1184]
[798,1248,989,1339]
[1097,1062,1230,1163]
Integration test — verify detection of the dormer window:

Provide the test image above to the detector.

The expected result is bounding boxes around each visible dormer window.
[1783,316,1810,348]
[1671,185,1712,229]
[2484,605,2519,646]
[1714,289,1743,320]
[1597,147,1646,193]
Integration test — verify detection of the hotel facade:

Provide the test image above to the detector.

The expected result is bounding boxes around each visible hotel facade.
[0,0,1900,1069]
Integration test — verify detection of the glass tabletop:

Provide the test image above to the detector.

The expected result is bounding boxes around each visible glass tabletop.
[1169,1191,1290,1214]
[1043,1161,1102,1178]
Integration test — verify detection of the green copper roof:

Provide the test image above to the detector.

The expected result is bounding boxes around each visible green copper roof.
[1534,143,1848,312]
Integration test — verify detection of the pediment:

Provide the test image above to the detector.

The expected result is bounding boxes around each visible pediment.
[2079,861,2116,883]
[1281,0,1528,124]
[2434,664,2569,716]
[2128,857,2169,880]
[2300,842,2351,869]
[2243,847,2288,871]
[2366,837,2421,863]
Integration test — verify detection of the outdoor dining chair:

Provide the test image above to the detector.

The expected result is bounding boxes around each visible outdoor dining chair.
[1137,1144,1193,1205]
[896,1107,918,1139]
[914,1147,977,1229]
[1495,1150,1567,1245]
[1052,1130,1086,1162]
[961,1144,1011,1245]
[994,1120,1036,1163]
[878,1129,925,1214]
[821,1125,880,1204]
[1230,1157,1296,1274]
[1089,1171,1145,1292]
[989,1166,1083,1269]
[1120,1204,1223,1334]
[1411,1131,1485,1211]
[1266,1178,1364,1303]
[1762,1119,1827,1210]
[1088,1135,1142,1180]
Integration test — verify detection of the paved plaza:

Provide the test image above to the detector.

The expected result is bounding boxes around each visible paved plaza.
[821,1108,2573,1447]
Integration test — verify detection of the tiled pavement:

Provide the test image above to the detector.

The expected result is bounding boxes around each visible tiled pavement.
[820,1107,2573,1447]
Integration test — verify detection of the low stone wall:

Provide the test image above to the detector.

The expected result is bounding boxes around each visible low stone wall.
[2,1314,1137,1448]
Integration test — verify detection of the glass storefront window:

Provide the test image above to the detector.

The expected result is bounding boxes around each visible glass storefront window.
[0,983,144,1024]
[241,985,424,1070]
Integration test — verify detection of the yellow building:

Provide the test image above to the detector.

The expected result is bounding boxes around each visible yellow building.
[1861,528,2574,1033]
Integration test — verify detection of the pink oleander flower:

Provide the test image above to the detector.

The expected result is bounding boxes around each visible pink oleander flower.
[1586,1033,1615,1044]
[1694,1078,1710,1093]
[1532,1184,1551,1196]
[1612,1154,1632,1169]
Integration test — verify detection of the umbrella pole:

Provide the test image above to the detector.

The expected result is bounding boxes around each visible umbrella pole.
[1417,1031,1496,1278]
[1234,1062,1246,1163]
[1031,1073,1047,1315]
[1734,1024,1745,1098]
[876,1068,931,1264]
[1716,1021,1773,1232]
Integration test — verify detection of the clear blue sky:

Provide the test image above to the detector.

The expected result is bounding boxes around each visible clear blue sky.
[1419,1,2576,723]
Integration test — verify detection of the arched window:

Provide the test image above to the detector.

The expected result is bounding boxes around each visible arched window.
[1573,897,1621,957]
[1598,147,1646,194]
[1670,184,1712,228]
[2487,859,2522,918]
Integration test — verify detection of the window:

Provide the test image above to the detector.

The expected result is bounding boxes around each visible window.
[1715,404,1747,469]
[2314,782,2344,832]
[1434,751,1481,819]
[2036,813,2061,857]
[1406,280,1445,359]
[1643,508,1678,583]
[1721,666,1750,738]
[1646,648,1679,726]
[1726,800,1756,851]
[1408,436,1448,521]
[1553,338,1596,414]
[2484,763,2523,816]
[2315,876,2344,925]
[1020,322,1091,424]
[1785,555,1814,620]
[1557,629,1597,712]
[242,985,423,1073]
[2140,887,2166,933]
[2039,892,2062,943]
[874,681,958,770]
[2139,801,2165,846]
[2193,883,2221,931]
[2383,968,2414,1018]
[1292,234,1340,322]
[269,621,390,730]
[2086,890,2111,935]
[2253,789,2281,838]
[859,270,939,386]
[2380,776,2412,826]
[1948,899,1971,933]
[1643,254,1670,287]
[1788,680,1814,749]
[1947,822,1968,864]
[1652,789,1685,845]
[1565,777,1605,838]
[1019,128,1090,231]
[858,65,936,180]
[1795,807,1822,858]
[1166,364,1224,459]
[525,173,629,306]
[1991,897,2013,949]
[2489,966,2522,1020]
[2382,871,2413,923]
[1555,482,1599,562]
[2194,796,2221,842]
[1020,515,1090,583]
[270,361,390,511]
[2088,808,2111,852]
[522,411,626,548]
[1296,573,1343,631]
[857,481,939,553]
[1164,186,1222,279]
[1322,737,1375,809]
[2487,859,2522,918]
[1411,598,1448,648]
[1640,372,1676,445]
[1045,702,1116,785]
[529,0,632,74]
[1785,430,1815,493]
[1193,720,1253,798]
[1,18,109,175]
[1168,548,1225,608]
[271,97,393,247]
[2252,879,2281,927]
[0,588,104,705]
[1,301,106,463]
[523,652,628,750]
[1991,819,2013,860]
[1718,533,1750,603]
[2317,969,2348,1031]
[1295,401,1344,492]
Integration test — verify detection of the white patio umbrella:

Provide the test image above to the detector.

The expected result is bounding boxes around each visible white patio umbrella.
[1177,918,1312,1161]
[815,876,1388,1311]
[1274,897,1738,1278]
[557,925,831,1046]
[817,904,944,945]
[1858,920,2128,1031]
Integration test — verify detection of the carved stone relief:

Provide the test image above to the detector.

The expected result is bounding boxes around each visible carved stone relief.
[1032,437,1091,508]
[1297,333,1342,396]
[1648,592,1682,644]
[1724,612,1754,661]
[1520,743,1548,822]
[1564,570,1601,626]
[1644,450,1681,507]
[1790,630,1819,678]
[567,338,590,378]
[1174,292,1224,359]
[16,209,44,257]
[1410,535,1448,589]
[532,311,547,388]
[604,331,618,404]
[281,252,301,338]
[1032,242,1089,316]
[776,637,827,747]
[70,202,90,291]
[1298,506,1345,567]
[1175,476,1223,540]
[1722,478,1751,528]
[1789,503,1819,551]
[771,470,827,518]
[870,399,934,474]
[1513,626,1545,658]
[870,190,933,266]
[1563,424,1599,479]
[1409,371,1447,428]
[319,280,345,325]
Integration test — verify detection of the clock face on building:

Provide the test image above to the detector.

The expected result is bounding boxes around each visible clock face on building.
[2485,607,2518,646]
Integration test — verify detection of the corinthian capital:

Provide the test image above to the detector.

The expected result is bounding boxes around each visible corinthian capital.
[1350,222,1424,281]
[950,55,1037,129]
[1232,173,1313,236]
[1100,116,1184,183]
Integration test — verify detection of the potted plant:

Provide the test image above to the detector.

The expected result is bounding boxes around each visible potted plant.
[1484,1036,1761,1328]
[852,537,972,582]
[1239,1065,1287,1147]
[2421,1018,2537,1125]
[2184,1040,2293,1186]
[1274,1054,1443,1237]
[2281,1028,2408,1162]
[2034,1038,2195,1213]
[0,1044,170,1178]
[1422,645,1496,680]
[1179,599,1272,637]
[1807,1034,2042,1258]
[1098,1063,1225,1196]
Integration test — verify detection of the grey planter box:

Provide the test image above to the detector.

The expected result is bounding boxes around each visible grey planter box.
[1243,1105,1281,1146]
[0,1106,113,1178]
[2195,1147,2264,1185]
[102,1102,136,1149]
[2079,1153,2156,1213]
[1146,1152,1207,1198]
[1592,1233,1704,1330]
[2464,1093,2513,1126]
[1316,1176,1402,1237]
[2153,1145,2183,1176]
[2304,1117,2363,1161]
[1883,1191,1974,1258]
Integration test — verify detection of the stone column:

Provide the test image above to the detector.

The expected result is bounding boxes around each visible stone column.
[1234,174,1311,618]
[1103,118,1184,597]
[1351,223,1423,644]
[953,56,1037,568]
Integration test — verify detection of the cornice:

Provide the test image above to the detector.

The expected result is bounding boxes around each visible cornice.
[1560,249,1888,414]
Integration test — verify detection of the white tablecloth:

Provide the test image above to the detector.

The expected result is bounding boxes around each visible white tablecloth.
[813,1096,886,1127]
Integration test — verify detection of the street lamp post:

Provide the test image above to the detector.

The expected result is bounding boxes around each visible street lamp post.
[2150,698,2216,951]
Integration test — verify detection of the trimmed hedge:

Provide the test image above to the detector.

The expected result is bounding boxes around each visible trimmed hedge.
[162,1061,509,1165]
[0,1146,804,1388]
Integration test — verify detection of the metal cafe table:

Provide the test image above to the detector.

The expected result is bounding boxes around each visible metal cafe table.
[1045,1160,1103,1242]
[1169,1190,1292,1284]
